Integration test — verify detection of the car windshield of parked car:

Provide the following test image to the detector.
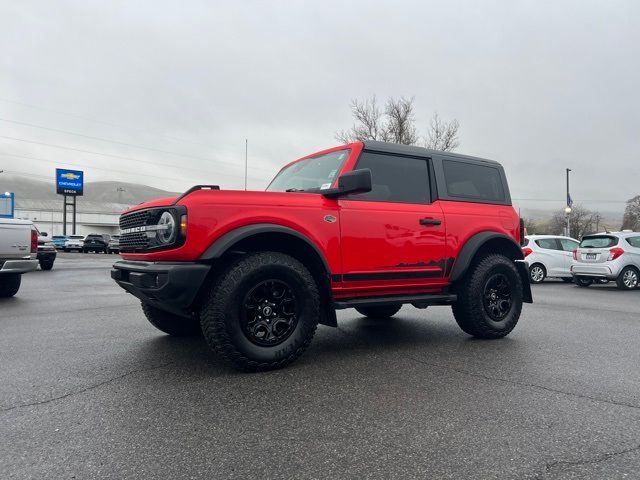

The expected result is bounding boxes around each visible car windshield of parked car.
[580,235,618,248]
[266,150,350,192]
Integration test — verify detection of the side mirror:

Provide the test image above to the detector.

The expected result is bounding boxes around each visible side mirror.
[323,169,372,198]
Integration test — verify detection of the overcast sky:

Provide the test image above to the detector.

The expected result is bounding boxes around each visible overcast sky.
[1,0,639,214]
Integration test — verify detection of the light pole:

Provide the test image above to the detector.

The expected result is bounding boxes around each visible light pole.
[565,168,572,237]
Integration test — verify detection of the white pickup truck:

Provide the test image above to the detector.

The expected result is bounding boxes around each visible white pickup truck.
[0,218,39,297]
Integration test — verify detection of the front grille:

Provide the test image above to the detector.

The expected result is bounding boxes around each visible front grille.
[119,210,152,252]
[118,206,186,253]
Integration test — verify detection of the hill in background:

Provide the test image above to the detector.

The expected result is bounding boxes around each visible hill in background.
[2,175,178,206]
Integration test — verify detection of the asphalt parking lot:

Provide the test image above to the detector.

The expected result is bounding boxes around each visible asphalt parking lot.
[1,253,639,479]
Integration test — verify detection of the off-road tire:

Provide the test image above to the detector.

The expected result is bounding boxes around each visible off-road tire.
[452,254,523,339]
[0,273,21,298]
[355,304,402,319]
[616,266,639,290]
[528,263,546,284]
[39,260,54,271]
[141,302,202,336]
[200,252,320,372]
[575,277,593,287]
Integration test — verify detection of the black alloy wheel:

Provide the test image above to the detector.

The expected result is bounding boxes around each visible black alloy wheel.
[241,279,298,347]
[483,273,513,321]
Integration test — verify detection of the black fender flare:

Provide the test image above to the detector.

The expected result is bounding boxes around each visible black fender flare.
[449,232,532,303]
[200,224,338,326]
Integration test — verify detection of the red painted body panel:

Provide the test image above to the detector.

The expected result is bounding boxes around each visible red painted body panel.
[120,141,521,300]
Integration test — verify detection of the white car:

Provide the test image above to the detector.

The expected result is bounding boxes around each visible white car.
[64,234,85,252]
[571,232,640,290]
[522,235,579,283]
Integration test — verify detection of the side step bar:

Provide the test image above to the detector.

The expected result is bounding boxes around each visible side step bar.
[334,293,457,310]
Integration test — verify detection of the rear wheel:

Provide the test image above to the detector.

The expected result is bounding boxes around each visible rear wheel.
[574,277,593,287]
[0,273,21,298]
[529,264,546,284]
[200,252,320,372]
[141,302,202,336]
[616,267,639,290]
[39,260,54,271]
[355,304,402,319]
[452,254,523,339]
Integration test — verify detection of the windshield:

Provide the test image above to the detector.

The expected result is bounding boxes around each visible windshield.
[266,149,350,192]
[580,235,618,248]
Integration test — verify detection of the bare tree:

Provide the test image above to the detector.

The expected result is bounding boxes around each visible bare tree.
[384,97,419,145]
[621,195,640,231]
[548,204,601,239]
[336,96,459,150]
[425,112,460,151]
[335,96,385,143]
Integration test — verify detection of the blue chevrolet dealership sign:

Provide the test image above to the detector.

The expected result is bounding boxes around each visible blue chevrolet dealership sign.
[56,168,84,196]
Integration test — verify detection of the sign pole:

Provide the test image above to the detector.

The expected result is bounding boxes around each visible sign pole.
[62,195,67,236]
[72,195,77,235]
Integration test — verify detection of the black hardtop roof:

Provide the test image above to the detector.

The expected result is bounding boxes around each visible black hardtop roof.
[362,141,502,166]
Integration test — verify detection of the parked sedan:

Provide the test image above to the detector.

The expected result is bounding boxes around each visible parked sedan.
[64,235,85,252]
[571,232,640,289]
[83,233,110,253]
[37,234,57,270]
[51,235,68,250]
[523,235,579,283]
[107,234,120,254]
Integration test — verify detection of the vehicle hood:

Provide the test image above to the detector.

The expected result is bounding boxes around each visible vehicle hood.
[123,190,330,214]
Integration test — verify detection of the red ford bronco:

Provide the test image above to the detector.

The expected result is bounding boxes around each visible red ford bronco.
[112,141,532,371]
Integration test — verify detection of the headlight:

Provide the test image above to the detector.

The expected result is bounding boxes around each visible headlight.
[156,211,176,244]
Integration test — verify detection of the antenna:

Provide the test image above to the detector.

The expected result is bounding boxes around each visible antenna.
[244,139,248,191]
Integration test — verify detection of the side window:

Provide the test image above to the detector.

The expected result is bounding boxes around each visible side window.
[627,236,640,248]
[522,238,530,247]
[535,238,559,250]
[442,159,506,202]
[559,239,579,252]
[349,151,430,204]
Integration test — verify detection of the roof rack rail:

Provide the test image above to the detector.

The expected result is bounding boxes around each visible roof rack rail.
[173,185,220,204]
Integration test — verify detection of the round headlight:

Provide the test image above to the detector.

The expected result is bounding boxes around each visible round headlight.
[157,211,176,244]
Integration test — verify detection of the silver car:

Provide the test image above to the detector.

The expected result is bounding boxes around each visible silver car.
[571,232,640,289]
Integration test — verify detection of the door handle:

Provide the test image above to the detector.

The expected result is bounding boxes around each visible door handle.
[419,217,441,226]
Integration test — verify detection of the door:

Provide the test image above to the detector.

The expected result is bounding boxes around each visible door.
[558,238,579,275]
[338,151,446,295]
[533,237,565,276]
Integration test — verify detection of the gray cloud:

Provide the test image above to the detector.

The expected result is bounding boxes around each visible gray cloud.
[1,0,639,215]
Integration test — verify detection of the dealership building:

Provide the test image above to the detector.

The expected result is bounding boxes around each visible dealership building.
[14,199,126,236]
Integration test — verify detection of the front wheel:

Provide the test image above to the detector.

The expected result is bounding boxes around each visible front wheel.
[617,267,639,290]
[561,277,573,283]
[0,273,21,298]
[356,304,402,319]
[200,252,320,372]
[452,254,523,339]
[141,302,202,336]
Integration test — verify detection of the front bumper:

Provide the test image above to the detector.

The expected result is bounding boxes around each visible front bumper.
[0,258,39,274]
[111,260,211,315]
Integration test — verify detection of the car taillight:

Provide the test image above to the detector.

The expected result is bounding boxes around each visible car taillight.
[31,229,38,253]
[608,247,624,261]
[522,247,533,257]
[572,249,577,260]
